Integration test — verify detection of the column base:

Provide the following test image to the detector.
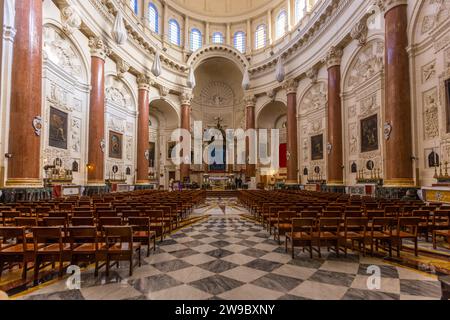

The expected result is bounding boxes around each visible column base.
[4,178,43,188]
[383,178,415,188]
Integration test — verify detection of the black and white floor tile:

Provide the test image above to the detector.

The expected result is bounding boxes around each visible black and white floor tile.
[17,210,443,300]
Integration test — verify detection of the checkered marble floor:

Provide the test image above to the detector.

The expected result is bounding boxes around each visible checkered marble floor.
[17,216,443,300]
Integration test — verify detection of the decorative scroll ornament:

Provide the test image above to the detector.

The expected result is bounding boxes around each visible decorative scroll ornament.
[383,122,392,140]
[32,116,42,136]
[327,142,333,155]
[275,56,285,83]
[100,139,106,153]
[151,52,162,77]
[242,67,250,90]
[116,58,130,78]
[286,151,291,161]
[187,67,196,89]
[112,11,128,45]
[144,150,150,161]
[350,20,368,46]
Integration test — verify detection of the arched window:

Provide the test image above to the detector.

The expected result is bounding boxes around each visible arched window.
[295,0,306,24]
[190,28,202,51]
[148,3,159,33]
[212,32,224,44]
[276,10,287,39]
[130,0,138,14]
[168,19,181,46]
[255,24,266,50]
[234,31,246,54]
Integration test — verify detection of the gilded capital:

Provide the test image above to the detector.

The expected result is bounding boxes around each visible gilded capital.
[325,46,343,68]
[283,79,299,95]
[137,74,152,91]
[88,36,110,60]
[180,92,193,106]
[376,0,408,15]
[244,95,256,107]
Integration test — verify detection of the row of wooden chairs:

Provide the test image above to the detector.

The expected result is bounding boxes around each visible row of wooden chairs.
[283,216,422,259]
[0,224,155,283]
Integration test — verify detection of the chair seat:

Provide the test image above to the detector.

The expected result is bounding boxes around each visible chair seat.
[99,242,141,252]
[392,231,415,238]
[37,243,71,253]
[370,231,391,238]
[72,243,98,253]
[286,232,312,240]
[133,231,156,238]
[339,231,365,239]
[311,231,338,239]
[277,223,292,229]
[0,243,34,253]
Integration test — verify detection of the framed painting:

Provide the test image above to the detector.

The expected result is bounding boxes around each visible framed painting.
[109,131,123,159]
[361,114,379,153]
[49,107,68,150]
[311,134,324,160]
[149,142,156,167]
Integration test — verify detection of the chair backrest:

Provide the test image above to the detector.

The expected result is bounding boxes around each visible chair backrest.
[71,217,95,227]
[344,211,363,218]
[68,226,97,247]
[49,211,69,219]
[122,210,140,219]
[98,217,122,228]
[128,217,150,229]
[0,227,26,250]
[97,210,118,218]
[72,211,93,218]
[291,218,315,232]
[15,217,38,227]
[104,226,133,250]
[145,210,164,221]
[43,217,67,228]
[371,217,396,232]
[398,217,421,229]
[322,211,342,218]
[367,210,385,220]
[319,218,341,232]
[432,210,450,226]
[344,217,368,231]
[278,211,297,222]
[32,227,63,244]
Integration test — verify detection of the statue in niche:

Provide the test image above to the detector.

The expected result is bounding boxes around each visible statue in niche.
[72,161,79,172]
[351,162,357,173]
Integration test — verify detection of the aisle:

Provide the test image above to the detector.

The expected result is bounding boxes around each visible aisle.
[17,215,442,300]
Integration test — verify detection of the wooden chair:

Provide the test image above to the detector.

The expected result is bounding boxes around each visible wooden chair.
[393,217,421,257]
[368,218,395,257]
[339,217,368,256]
[274,211,297,244]
[128,217,157,257]
[32,227,70,285]
[432,210,450,249]
[0,227,34,280]
[146,210,166,241]
[68,226,98,266]
[2,211,20,226]
[315,218,341,258]
[15,217,38,227]
[412,210,431,241]
[98,226,141,277]
[285,218,315,258]
[72,211,93,218]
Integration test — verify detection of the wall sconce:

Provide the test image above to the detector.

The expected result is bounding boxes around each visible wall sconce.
[4,153,12,159]
[86,163,94,171]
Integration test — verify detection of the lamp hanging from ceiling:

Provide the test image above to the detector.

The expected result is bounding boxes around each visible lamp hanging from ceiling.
[112,10,127,45]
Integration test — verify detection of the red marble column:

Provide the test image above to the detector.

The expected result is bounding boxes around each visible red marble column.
[6,0,43,187]
[136,75,151,184]
[180,93,192,182]
[284,80,299,184]
[326,47,344,185]
[87,37,109,185]
[245,96,256,179]
[381,1,414,187]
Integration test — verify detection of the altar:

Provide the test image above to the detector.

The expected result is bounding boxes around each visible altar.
[421,186,450,203]
[204,175,233,190]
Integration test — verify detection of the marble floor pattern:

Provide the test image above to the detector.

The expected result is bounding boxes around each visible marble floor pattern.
[193,198,247,216]
[16,214,443,300]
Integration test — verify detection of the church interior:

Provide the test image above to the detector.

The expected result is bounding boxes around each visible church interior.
[0,0,450,302]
